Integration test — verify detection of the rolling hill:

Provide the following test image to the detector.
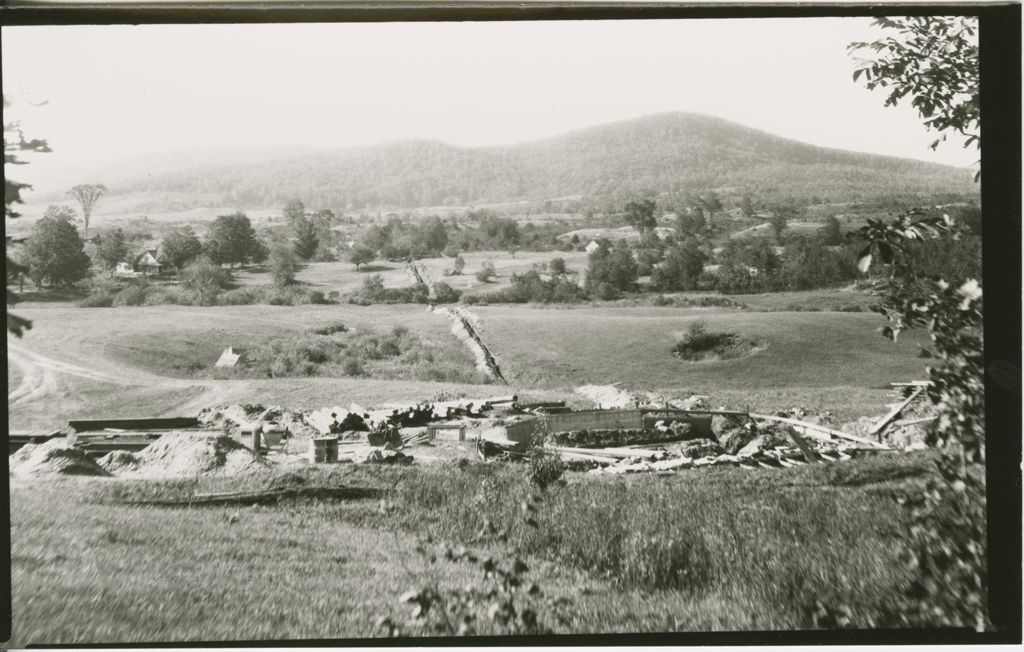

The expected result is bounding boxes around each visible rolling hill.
[113,112,977,212]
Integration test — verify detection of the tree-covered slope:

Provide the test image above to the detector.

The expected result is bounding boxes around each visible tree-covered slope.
[116,112,977,211]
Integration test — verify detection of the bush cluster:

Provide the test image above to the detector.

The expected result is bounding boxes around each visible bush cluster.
[348,275,429,305]
[672,320,756,361]
[225,324,483,384]
[463,270,584,305]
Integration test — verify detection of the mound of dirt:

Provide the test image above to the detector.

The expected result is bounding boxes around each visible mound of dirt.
[10,439,109,477]
[122,433,269,478]
[98,450,141,473]
[574,384,637,409]
[199,404,320,439]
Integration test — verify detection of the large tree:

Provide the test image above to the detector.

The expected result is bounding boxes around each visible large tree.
[180,257,232,305]
[269,242,300,288]
[283,198,306,224]
[5,95,52,335]
[68,183,107,239]
[160,225,203,272]
[652,239,707,291]
[624,199,657,236]
[23,212,92,288]
[292,216,319,260]
[204,212,263,267]
[94,227,131,274]
[349,245,375,271]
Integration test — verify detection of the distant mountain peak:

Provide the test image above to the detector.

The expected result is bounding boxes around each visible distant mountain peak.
[110,112,976,212]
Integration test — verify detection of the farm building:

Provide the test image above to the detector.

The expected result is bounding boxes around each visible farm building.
[114,250,163,277]
[135,250,163,275]
[584,240,601,255]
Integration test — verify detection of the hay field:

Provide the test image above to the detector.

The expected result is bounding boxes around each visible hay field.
[8,297,926,431]
[469,305,929,420]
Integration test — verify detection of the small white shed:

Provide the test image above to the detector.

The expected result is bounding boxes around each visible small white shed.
[215,346,245,368]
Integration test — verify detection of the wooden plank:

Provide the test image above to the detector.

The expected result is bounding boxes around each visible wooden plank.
[551,445,663,460]
[643,408,750,417]
[749,413,889,449]
[557,451,619,465]
[868,387,925,439]
[894,415,938,427]
[784,428,821,464]
[890,380,931,387]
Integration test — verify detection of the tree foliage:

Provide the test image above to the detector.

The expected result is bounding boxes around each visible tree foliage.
[68,183,107,239]
[586,240,638,295]
[652,239,707,291]
[624,199,657,235]
[204,212,264,266]
[180,257,232,305]
[292,216,320,260]
[845,16,987,630]
[5,95,52,335]
[94,227,131,273]
[269,242,300,288]
[849,17,979,158]
[160,226,203,272]
[349,245,375,271]
[23,212,92,288]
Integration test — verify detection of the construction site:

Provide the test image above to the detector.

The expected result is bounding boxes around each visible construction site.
[10,379,934,483]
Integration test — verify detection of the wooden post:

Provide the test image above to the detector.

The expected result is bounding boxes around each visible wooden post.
[251,428,262,459]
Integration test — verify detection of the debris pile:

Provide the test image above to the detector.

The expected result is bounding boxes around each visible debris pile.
[574,384,637,409]
[102,433,269,478]
[10,439,110,477]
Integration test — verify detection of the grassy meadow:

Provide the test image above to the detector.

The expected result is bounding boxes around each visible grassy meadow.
[9,451,940,644]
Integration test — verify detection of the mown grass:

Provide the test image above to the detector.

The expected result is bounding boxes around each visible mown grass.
[9,451,943,644]
[468,305,927,417]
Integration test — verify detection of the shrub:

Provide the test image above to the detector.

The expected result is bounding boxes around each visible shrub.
[475,261,496,283]
[432,282,461,304]
[142,286,185,305]
[217,286,268,305]
[78,292,115,308]
[341,357,366,376]
[672,320,755,361]
[113,281,150,307]
[591,281,621,301]
[311,322,348,335]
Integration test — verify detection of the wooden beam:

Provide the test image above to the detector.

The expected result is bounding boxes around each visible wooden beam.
[784,428,822,464]
[749,413,889,449]
[551,445,664,460]
[868,387,925,439]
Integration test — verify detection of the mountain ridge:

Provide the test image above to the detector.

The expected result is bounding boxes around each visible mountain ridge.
[112,112,978,211]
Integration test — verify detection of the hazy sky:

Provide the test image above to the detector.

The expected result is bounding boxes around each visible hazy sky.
[3,18,977,194]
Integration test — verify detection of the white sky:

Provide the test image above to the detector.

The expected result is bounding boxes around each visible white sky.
[3,19,977,193]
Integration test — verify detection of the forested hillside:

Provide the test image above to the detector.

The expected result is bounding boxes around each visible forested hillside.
[115,112,977,211]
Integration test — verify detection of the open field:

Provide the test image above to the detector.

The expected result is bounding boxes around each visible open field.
[232,250,591,298]
[9,451,940,644]
[470,305,928,420]
[7,293,927,431]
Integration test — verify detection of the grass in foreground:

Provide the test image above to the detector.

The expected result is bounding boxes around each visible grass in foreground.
[10,451,944,644]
